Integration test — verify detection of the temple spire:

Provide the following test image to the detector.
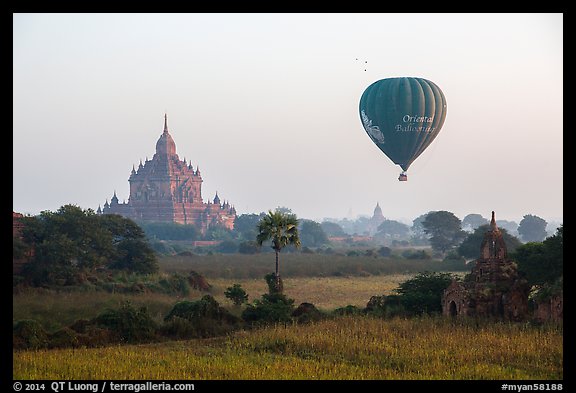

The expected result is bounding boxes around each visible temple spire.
[490,211,499,232]
[163,113,168,133]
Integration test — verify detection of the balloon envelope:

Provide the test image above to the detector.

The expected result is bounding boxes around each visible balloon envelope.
[359,77,447,173]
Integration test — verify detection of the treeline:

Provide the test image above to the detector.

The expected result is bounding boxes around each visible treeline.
[144,210,556,259]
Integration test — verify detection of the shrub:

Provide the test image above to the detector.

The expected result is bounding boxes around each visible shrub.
[95,302,158,343]
[401,249,431,260]
[333,305,362,316]
[224,284,249,306]
[238,241,260,254]
[395,271,454,315]
[157,273,190,296]
[159,316,198,339]
[241,293,295,325]
[165,296,221,322]
[48,327,79,349]
[264,272,283,294]
[13,320,49,350]
[292,302,323,323]
[364,295,405,318]
[163,295,240,338]
[378,246,392,257]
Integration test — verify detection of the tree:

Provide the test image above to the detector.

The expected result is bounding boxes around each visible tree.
[19,205,158,285]
[395,271,455,315]
[299,219,329,247]
[422,211,466,254]
[205,225,234,241]
[233,213,265,241]
[375,219,410,238]
[458,224,522,260]
[517,214,548,242]
[224,284,249,306]
[496,220,519,237]
[410,213,430,245]
[111,238,158,274]
[256,210,301,292]
[138,221,199,241]
[241,292,295,324]
[320,221,347,237]
[512,225,562,287]
[238,241,260,254]
[461,213,489,232]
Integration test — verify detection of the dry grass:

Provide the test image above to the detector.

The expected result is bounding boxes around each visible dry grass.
[13,274,423,330]
[13,316,563,380]
[209,275,415,310]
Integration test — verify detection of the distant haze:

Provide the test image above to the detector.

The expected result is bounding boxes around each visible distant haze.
[13,13,563,225]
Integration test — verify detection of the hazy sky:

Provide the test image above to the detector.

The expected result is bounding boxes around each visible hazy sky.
[13,13,563,225]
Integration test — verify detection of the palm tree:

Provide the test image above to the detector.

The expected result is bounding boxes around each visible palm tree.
[256,210,301,292]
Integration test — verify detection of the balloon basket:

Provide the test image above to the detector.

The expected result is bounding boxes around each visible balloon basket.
[398,173,408,181]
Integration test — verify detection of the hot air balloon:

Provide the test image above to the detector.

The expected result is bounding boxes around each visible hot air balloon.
[359,77,447,181]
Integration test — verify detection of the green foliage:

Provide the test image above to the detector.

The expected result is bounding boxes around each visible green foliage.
[237,241,261,254]
[225,283,249,306]
[401,249,431,260]
[462,213,489,231]
[155,273,190,296]
[109,238,158,274]
[518,214,548,242]
[332,305,362,316]
[159,316,199,339]
[291,302,324,324]
[216,240,238,253]
[95,301,158,343]
[241,292,295,325]
[256,210,301,292]
[320,221,347,237]
[264,272,283,294]
[13,236,30,259]
[376,219,410,238]
[256,210,301,252]
[395,271,455,316]
[377,246,392,257]
[422,211,467,253]
[19,205,159,286]
[299,219,329,247]
[138,221,199,241]
[513,225,563,287]
[531,276,563,303]
[205,225,234,241]
[233,213,265,241]
[48,327,80,349]
[13,320,49,349]
[364,294,405,318]
[163,295,240,338]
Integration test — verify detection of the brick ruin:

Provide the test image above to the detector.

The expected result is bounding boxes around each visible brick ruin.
[442,211,531,321]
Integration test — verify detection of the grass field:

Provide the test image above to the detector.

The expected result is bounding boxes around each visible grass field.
[13,316,563,380]
[13,255,561,381]
[13,274,419,331]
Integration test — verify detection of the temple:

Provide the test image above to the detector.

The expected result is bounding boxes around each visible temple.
[441,211,530,321]
[99,114,236,233]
